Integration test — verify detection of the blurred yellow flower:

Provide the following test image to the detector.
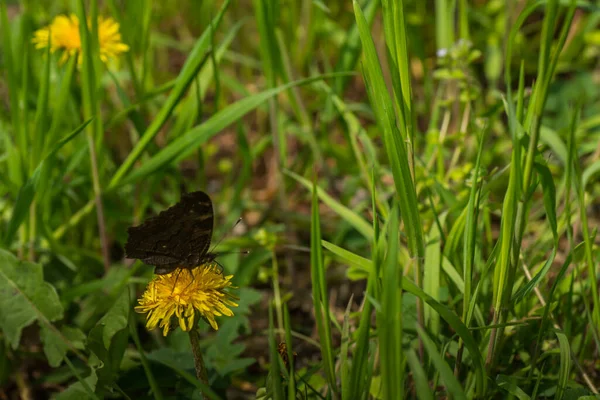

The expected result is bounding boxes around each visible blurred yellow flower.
[32,14,129,64]
[135,263,238,336]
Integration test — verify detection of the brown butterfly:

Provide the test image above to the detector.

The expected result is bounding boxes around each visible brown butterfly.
[125,191,217,275]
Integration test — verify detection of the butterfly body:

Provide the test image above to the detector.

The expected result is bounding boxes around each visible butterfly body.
[125,191,215,275]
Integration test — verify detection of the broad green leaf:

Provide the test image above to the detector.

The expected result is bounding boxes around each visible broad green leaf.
[55,369,99,400]
[0,249,63,349]
[87,288,130,394]
[41,326,86,368]
[95,288,130,349]
[146,351,221,400]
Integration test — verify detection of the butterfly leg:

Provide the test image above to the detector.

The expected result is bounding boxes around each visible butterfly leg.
[181,267,196,291]
[171,268,184,294]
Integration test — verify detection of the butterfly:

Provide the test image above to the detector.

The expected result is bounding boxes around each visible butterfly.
[125,191,217,275]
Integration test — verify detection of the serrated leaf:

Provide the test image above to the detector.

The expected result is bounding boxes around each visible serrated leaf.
[96,288,130,349]
[54,369,98,400]
[147,348,195,371]
[0,249,63,349]
[41,326,86,368]
[86,289,130,394]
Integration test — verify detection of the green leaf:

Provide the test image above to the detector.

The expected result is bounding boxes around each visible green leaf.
[424,221,442,335]
[86,288,130,394]
[406,348,434,400]
[340,296,353,398]
[41,326,86,368]
[402,277,486,395]
[120,74,350,187]
[109,0,232,187]
[496,375,531,400]
[555,330,571,400]
[322,240,372,273]
[534,161,557,238]
[540,126,567,166]
[310,176,337,392]
[512,161,558,305]
[353,0,424,260]
[582,159,600,189]
[333,0,377,94]
[417,325,466,399]
[378,205,403,398]
[55,369,99,400]
[287,169,373,239]
[0,249,63,349]
[267,305,284,399]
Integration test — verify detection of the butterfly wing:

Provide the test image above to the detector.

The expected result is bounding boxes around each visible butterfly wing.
[125,191,214,269]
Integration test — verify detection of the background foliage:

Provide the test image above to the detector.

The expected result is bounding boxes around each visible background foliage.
[1,0,600,399]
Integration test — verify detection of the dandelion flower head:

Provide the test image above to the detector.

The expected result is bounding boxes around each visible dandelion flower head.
[32,14,129,64]
[135,263,238,336]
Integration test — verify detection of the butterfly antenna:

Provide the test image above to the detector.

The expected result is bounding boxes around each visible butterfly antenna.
[214,260,225,274]
[210,217,243,253]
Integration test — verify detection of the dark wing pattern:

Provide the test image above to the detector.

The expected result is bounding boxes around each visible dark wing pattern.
[125,191,214,269]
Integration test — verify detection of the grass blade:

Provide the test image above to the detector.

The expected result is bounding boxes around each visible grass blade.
[287,169,373,239]
[3,119,92,246]
[109,0,231,188]
[310,177,337,394]
[119,74,351,187]
[417,325,466,399]
[377,205,403,399]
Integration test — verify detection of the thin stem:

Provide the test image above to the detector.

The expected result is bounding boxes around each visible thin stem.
[87,132,111,273]
[189,326,209,400]
[272,252,284,341]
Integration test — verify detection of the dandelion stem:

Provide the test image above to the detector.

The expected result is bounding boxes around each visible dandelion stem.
[189,326,209,399]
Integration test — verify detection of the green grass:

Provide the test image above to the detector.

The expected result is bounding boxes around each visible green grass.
[1,0,600,399]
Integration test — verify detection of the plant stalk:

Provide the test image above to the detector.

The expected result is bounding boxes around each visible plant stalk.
[189,326,209,400]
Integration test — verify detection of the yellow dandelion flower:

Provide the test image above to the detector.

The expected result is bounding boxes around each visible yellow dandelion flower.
[135,263,238,336]
[32,14,129,65]
[97,16,130,63]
